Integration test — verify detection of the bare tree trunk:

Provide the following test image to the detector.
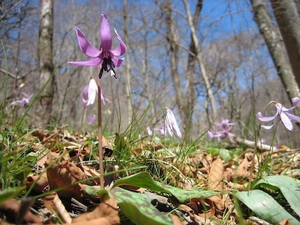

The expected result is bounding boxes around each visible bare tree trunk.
[123,0,132,126]
[182,0,217,122]
[251,0,300,105]
[38,0,54,122]
[185,0,202,140]
[270,0,300,89]
[165,0,185,125]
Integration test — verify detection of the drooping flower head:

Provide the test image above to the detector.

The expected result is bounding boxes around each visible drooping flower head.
[256,97,300,131]
[208,118,235,142]
[10,92,33,107]
[81,78,111,108]
[165,107,182,138]
[68,13,127,79]
[82,78,98,108]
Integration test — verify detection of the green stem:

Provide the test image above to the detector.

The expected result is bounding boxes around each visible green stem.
[97,78,104,188]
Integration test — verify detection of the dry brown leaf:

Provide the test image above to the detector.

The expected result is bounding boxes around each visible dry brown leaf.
[0,199,42,224]
[171,214,182,225]
[235,152,256,179]
[207,157,224,191]
[43,193,72,223]
[26,172,49,194]
[72,197,119,225]
[46,154,86,198]
[279,218,292,225]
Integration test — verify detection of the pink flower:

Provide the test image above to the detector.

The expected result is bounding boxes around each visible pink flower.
[68,13,127,79]
[81,78,111,108]
[208,118,235,142]
[87,114,97,124]
[82,78,98,108]
[257,97,300,131]
[10,92,33,107]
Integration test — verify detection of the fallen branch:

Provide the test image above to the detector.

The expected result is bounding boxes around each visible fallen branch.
[228,133,277,151]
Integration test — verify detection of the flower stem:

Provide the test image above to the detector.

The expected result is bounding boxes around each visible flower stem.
[97,77,104,188]
[80,107,86,133]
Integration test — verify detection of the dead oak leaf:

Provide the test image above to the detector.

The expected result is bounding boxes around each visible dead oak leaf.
[72,197,120,225]
[46,156,85,198]
[235,152,256,180]
[207,157,224,191]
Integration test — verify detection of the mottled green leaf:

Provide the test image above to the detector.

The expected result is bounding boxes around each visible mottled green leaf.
[113,172,218,203]
[111,187,172,225]
[0,186,25,204]
[236,190,300,225]
[255,175,300,217]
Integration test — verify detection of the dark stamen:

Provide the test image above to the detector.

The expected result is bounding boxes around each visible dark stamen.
[99,56,117,79]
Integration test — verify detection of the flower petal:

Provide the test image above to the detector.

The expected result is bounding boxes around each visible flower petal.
[100,13,112,51]
[256,111,278,122]
[110,29,127,56]
[81,85,89,108]
[166,107,182,138]
[285,112,300,122]
[112,57,124,67]
[75,27,101,58]
[261,124,276,130]
[280,112,293,131]
[87,78,98,106]
[68,58,102,66]
[287,97,300,111]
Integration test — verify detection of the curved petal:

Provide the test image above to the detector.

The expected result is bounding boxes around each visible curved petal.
[81,85,89,108]
[256,111,278,122]
[285,112,300,122]
[68,58,102,66]
[75,27,101,58]
[261,124,276,130]
[287,97,300,111]
[87,78,98,106]
[110,29,127,56]
[100,13,112,51]
[111,57,124,67]
[280,112,293,131]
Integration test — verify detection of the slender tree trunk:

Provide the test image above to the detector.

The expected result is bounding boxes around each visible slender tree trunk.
[182,0,217,122]
[270,0,300,89]
[123,0,133,125]
[38,0,54,122]
[184,0,203,140]
[251,0,300,106]
[165,0,185,126]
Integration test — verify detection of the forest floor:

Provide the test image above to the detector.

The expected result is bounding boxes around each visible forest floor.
[0,127,299,225]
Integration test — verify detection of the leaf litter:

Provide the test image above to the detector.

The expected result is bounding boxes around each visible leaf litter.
[0,128,300,224]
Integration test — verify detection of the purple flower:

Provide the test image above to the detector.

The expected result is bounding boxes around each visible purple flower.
[256,97,300,131]
[10,92,33,107]
[87,114,97,124]
[208,118,235,141]
[81,78,111,108]
[68,13,127,79]
[82,78,111,108]
[82,78,98,108]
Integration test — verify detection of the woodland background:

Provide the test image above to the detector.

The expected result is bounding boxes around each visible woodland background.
[1,0,300,147]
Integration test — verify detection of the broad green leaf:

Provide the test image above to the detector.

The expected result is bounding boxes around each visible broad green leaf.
[111,187,172,225]
[255,175,300,217]
[208,148,233,162]
[84,186,172,225]
[0,186,25,204]
[113,172,218,203]
[236,190,300,225]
